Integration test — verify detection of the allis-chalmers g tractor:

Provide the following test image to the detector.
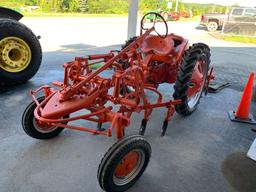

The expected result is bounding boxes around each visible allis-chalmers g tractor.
[22,13,212,192]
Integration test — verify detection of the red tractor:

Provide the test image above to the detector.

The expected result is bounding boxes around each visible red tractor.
[22,12,212,192]
[162,11,191,21]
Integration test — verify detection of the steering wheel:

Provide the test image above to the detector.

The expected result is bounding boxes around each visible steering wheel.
[140,12,168,38]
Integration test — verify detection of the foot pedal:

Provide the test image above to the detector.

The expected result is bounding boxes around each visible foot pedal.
[161,120,168,136]
[139,119,147,135]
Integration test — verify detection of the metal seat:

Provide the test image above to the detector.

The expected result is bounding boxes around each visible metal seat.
[141,35,174,56]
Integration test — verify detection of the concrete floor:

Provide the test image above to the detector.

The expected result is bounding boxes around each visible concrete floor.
[0,18,256,192]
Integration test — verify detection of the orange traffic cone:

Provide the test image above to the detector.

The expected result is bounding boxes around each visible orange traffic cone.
[228,72,256,125]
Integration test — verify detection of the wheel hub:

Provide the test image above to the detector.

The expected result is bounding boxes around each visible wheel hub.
[187,60,206,107]
[0,37,31,73]
[33,118,58,133]
[115,151,139,178]
[113,149,145,186]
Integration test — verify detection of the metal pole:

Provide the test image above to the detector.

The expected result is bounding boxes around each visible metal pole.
[175,0,178,12]
[127,0,138,39]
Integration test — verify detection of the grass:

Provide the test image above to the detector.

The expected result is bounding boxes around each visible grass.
[221,35,256,44]
[23,12,127,17]
[179,16,200,22]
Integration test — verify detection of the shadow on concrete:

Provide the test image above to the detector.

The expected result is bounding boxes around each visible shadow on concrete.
[195,25,207,31]
[210,46,256,92]
[222,152,256,192]
[59,43,97,50]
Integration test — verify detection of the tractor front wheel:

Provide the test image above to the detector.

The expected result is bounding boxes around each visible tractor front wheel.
[22,97,69,139]
[173,43,210,116]
[97,135,151,192]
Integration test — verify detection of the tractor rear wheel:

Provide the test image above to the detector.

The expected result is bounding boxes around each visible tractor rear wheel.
[97,135,151,192]
[173,43,210,116]
[0,18,42,86]
[117,36,137,70]
[117,37,138,95]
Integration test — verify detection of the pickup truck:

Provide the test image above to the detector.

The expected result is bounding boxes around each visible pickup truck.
[200,7,256,32]
[200,12,227,32]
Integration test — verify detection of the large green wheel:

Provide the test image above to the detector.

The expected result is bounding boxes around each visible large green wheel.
[0,18,42,86]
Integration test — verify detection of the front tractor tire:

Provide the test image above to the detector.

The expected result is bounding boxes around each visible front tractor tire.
[0,18,42,86]
[173,43,210,116]
[97,135,151,192]
[22,97,68,140]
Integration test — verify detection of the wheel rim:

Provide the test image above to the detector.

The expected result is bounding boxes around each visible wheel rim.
[0,37,32,73]
[208,23,217,32]
[33,118,58,133]
[187,60,207,108]
[113,149,145,186]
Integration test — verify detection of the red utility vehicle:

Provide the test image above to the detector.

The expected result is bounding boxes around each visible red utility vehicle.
[163,11,191,21]
[22,12,212,192]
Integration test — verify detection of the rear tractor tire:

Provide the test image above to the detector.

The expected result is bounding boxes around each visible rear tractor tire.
[173,43,210,116]
[0,18,42,86]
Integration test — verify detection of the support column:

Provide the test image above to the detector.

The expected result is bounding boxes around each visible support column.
[127,0,138,39]
[175,0,179,12]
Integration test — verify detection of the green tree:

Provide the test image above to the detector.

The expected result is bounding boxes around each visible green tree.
[57,0,79,12]
[25,0,38,6]
[78,0,88,12]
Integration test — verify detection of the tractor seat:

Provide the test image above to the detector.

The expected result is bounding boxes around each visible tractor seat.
[141,35,174,56]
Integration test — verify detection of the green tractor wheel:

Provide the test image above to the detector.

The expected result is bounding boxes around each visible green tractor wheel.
[0,18,42,86]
